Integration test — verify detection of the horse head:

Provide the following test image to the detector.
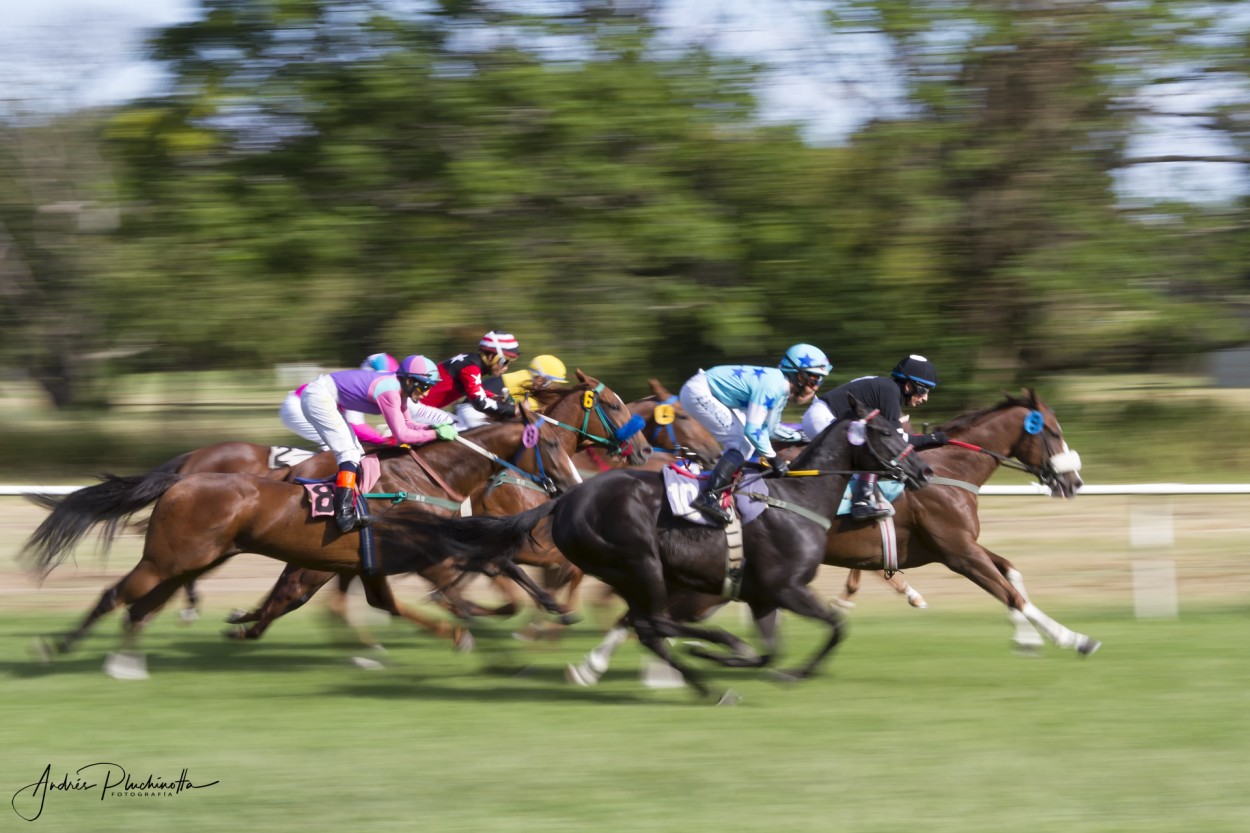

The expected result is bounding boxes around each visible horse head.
[630,379,721,466]
[792,395,932,490]
[530,371,652,465]
[1009,389,1083,499]
[516,401,585,495]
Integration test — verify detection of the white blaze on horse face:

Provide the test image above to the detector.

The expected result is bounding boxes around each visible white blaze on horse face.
[1050,443,1082,474]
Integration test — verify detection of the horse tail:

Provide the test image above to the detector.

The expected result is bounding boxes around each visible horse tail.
[441,501,560,573]
[21,471,183,577]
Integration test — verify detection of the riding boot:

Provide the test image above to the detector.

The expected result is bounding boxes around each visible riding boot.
[691,449,744,526]
[333,464,371,533]
[850,473,889,520]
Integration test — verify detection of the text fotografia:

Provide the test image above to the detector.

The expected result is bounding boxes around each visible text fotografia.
[11,763,220,822]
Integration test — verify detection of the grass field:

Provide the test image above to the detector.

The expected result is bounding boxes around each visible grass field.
[2,605,1248,833]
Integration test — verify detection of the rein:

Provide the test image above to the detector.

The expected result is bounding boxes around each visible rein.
[538,382,645,458]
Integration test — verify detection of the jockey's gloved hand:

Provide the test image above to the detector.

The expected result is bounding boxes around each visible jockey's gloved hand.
[767,456,790,478]
[434,423,458,442]
[909,430,948,450]
[496,400,517,419]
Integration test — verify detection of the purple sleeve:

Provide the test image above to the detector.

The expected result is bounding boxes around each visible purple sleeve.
[376,389,437,445]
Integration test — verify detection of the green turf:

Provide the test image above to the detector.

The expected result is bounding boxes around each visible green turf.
[1,605,1247,833]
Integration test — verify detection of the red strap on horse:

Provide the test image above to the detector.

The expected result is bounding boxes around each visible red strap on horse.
[585,447,614,473]
[948,440,984,452]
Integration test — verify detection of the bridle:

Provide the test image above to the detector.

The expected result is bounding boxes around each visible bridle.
[947,406,1081,489]
[857,410,926,488]
[537,382,646,459]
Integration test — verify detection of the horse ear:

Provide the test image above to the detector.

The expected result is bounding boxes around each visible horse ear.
[649,378,673,399]
[576,368,589,385]
[847,392,868,418]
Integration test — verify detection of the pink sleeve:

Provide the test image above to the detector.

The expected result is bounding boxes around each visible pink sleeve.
[376,389,437,445]
[350,420,391,446]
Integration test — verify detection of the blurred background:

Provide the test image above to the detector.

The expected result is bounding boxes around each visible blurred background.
[3,0,1250,480]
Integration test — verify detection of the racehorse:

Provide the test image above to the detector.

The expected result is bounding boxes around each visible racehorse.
[566,389,1099,688]
[574,379,721,475]
[21,410,587,675]
[467,401,931,701]
[216,372,650,639]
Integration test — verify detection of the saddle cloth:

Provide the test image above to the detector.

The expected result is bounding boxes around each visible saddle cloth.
[268,445,318,468]
[302,456,382,518]
[662,464,769,528]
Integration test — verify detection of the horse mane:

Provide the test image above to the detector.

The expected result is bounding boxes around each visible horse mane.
[789,419,848,470]
[526,376,597,410]
[935,389,1036,434]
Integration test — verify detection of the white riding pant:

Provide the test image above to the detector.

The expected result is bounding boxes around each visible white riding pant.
[679,371,756,459]
[300,374,364,466]
[802,397,836,441]
[280,390,330,450]
[453,402,490,431]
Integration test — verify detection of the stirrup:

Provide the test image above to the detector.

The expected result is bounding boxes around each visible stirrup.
[692,493,732,525]
[851,501,890,521]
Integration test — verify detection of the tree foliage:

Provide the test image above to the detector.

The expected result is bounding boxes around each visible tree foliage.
[2,0,1248,407]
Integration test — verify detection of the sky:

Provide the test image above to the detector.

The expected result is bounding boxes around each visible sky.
[2,0,1246,202]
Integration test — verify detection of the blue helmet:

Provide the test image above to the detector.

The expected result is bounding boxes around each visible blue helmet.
[779,344,833,387]
[891,355,938,390]
[396,354,440,388]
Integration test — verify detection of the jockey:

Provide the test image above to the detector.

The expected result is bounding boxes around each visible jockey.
[421,330,521,422]
[456,353,568,431]
[280,354,404,449]
[300,354,458,533]
[679,343,832,525]
[802,353,948,520]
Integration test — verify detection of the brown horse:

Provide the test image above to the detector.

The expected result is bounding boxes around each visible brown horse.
[21,410,585,677]
[574,379,721,475]
[566,389,1098,688]
[218,371,650,639]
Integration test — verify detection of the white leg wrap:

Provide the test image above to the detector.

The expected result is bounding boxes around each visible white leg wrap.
[1021,602,1083,650]
[1006,570,1044,648]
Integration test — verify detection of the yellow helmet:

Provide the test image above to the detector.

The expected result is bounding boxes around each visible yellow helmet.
[528,354,567,384]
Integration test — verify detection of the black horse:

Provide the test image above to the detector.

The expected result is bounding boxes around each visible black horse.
[470,400,932,701]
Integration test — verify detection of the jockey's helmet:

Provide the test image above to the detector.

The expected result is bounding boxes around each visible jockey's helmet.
[527,354,567,383]
[479,331,521,363]
[891,355,939,392]
[361,353,400,373]
[396,354,440,388]
[779,344,833,388]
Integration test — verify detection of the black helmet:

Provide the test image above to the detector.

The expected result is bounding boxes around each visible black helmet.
[891,355,938,390]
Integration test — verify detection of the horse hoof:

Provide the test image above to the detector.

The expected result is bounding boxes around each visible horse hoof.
[715,689,742,707]
[766,668,804,685]
[222,625,249,641]
[224,608,248,625]
[453,630,476,653]
[831,597,856,610]
[104,651,149,680]
[179,607,200,624]
[1077,637,1101,657]
[350,655,386,670]
[565,663,599,687]
[556,612,582,627]
[907,596,928,609]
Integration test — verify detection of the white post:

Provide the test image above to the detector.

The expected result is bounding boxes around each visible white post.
[1129,497,1178,619]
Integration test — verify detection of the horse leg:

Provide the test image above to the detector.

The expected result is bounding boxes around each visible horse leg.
[565,616,631,687]
[105,571,196,680]
[982,550,1045,654]
[768,585,848,682]
[180,579,201,623]
[945,545,1100,656]
[35,562,166,660]
[492,560,579,624]
[632,615,716,700]
[225,568,335,639]
[883,571,928,609]
[358,575,474,652]
[834,569,862,609]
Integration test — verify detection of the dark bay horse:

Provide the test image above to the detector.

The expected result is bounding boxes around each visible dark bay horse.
[479,402,931,700]
[568,389,1098,687]
[217,371,650,638]
[22,413,586,675]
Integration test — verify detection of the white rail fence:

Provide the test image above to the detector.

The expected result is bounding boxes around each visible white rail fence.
[5,482,1242,623]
